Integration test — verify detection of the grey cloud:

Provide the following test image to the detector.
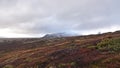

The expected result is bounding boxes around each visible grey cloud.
[0,0,120,37]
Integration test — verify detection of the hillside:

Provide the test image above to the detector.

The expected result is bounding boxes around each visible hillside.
[1,31,120,68]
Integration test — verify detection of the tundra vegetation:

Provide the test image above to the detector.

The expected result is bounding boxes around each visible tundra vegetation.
[0,31,120,68]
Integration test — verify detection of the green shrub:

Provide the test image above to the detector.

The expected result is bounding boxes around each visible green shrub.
[96,38,120,52]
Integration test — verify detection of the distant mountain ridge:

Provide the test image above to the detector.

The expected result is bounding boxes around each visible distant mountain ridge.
[42,32,78,39]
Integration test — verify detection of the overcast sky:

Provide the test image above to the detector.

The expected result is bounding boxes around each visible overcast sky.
[0,0,120,37]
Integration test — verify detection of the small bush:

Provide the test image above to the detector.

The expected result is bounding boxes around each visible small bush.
[96,38,120,52]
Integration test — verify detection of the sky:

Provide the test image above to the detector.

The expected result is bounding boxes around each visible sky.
[0,0,120,38]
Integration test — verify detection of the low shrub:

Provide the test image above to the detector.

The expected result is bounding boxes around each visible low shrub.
[96,38,120,52]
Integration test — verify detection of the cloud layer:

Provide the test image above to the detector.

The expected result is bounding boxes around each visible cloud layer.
[0,0,120,37]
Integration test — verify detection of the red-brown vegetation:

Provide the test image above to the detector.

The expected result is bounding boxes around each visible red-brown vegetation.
[0,31,120,68]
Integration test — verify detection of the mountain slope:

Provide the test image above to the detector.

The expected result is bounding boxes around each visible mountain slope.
[0,31,120,68]
[42,32,78,39]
